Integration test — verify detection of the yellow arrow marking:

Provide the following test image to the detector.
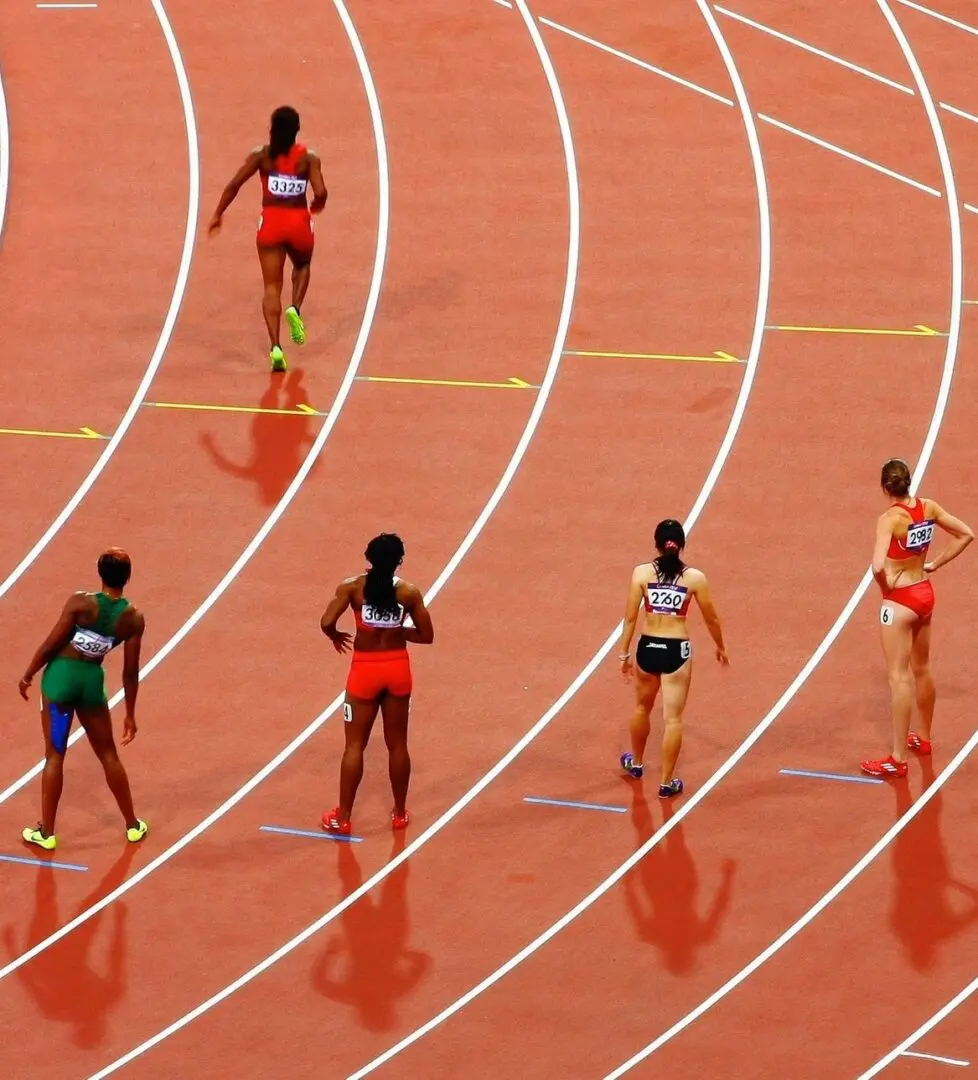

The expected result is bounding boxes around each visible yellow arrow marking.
[144,401,325,416]
[0,425,104,440]
[565,349,742,364]
[356,375,536,389]
[768,324,943,336]
[964,299,978,306]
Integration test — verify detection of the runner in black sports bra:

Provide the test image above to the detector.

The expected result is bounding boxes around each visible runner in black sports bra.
[616,519,729,799]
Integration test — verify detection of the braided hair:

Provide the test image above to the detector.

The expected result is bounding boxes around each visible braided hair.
[363,533,405,618]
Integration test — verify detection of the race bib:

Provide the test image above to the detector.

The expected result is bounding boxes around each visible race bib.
[645,584,687,615]
[361,603,404,628]
[880,604,895,626]
[267,174,307,198]
[69,627,114,658]
[905,520,934,550]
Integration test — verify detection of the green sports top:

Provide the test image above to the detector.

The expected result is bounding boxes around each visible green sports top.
[68,593,130,661]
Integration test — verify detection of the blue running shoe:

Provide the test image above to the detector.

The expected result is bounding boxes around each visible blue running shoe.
[620,752,644,779]
[658,779,684,799]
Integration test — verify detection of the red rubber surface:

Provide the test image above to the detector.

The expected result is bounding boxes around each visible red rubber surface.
[0,2,975,1078]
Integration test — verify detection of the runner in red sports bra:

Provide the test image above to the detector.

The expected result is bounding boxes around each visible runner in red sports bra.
[207,105,328,372]
[319,534,434,835]
[862,459,973,779]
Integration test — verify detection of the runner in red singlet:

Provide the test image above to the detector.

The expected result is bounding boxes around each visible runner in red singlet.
[862,458,973,778]
[208,105,328,372]
[319,534,434,835]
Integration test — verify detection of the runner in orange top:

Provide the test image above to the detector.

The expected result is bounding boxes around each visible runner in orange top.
[208,105,328,372]
[863,458,973,778]
[319,534,434,835]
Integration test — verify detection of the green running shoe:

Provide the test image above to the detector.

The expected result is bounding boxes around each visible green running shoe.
[285,306,306,346]
[270,345,287,372]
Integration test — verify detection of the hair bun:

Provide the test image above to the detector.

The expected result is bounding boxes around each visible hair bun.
[663,540,678,551]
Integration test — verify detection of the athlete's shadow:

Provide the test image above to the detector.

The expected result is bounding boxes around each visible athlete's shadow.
[889,757,978,970]
[310,834,431,1032]
[199,368,320,506]
[622,785,736,974]
[1,846,137,1048]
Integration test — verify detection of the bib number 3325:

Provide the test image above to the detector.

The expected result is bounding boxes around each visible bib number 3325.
[268,174,307,198]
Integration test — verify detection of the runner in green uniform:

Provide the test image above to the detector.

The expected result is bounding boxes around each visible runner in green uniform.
[18,549,148,851]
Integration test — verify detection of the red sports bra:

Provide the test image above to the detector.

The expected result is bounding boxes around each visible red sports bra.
[260,143,309,203]
[886,499,935,561]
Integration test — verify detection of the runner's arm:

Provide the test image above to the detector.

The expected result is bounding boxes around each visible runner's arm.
[19,594,88,692]
[871,512,895,591]
[617,567,645,661]
[402,588,434,644]
[121,613,145,718]
[689,572,728,662]
[209,149,263,231]
[320,582,354,652]
[925,502,974,572]
[307,151,328,214]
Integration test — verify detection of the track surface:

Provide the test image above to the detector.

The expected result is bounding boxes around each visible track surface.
[0,2,975,1078]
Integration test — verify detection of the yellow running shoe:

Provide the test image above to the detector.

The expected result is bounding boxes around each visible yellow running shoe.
[270,345,287,372]
[285,306,306,345]
[22,825,56,851]
[126,819,148,844]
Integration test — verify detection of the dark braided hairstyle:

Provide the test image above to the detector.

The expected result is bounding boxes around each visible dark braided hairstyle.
[268,105,300,160]
[653,519,687,583]
[363,533,405,618]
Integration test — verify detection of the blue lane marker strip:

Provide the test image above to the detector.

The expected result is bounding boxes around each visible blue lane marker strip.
[523,796,627,814]
[260,824,364,844]
[780,768,884,786]
[0,853,88,872]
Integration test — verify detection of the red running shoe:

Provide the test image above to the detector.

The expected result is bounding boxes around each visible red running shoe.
[907,732,932,755]
[322,807,352,835]
[860,755,908,778]
[392,809,410,830]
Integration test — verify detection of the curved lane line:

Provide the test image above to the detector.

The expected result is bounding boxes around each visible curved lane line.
[0,55,9,249]
[83,0,773,1072]
[0,0,199,601]
[602,0,966,1073]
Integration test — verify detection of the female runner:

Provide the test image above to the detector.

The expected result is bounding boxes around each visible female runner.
[862,458,973,778]
[208,105,328,372]
[617,519,729,798]
[18,549,148,850]
[319,534,434,834]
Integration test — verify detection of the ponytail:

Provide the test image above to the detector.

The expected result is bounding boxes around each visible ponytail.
[652,519,686,583]
[268,105,300,161]
[363,533,405,618]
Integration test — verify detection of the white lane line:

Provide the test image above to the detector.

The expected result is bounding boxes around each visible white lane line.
[80,0,731,1071]
[894,0,978,37]
[35,4,99,8]
[964,203,978,214]
[0,0,198,602]
[0,56,8,250]
[941,101,978,125]
[714,5,914,94]
[8,0,580,1028]
[859,988,977,1076]
[538,16,735,106]
[758,112,942,196]
[604,0,966,1070]
[900,1049,971,1068]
